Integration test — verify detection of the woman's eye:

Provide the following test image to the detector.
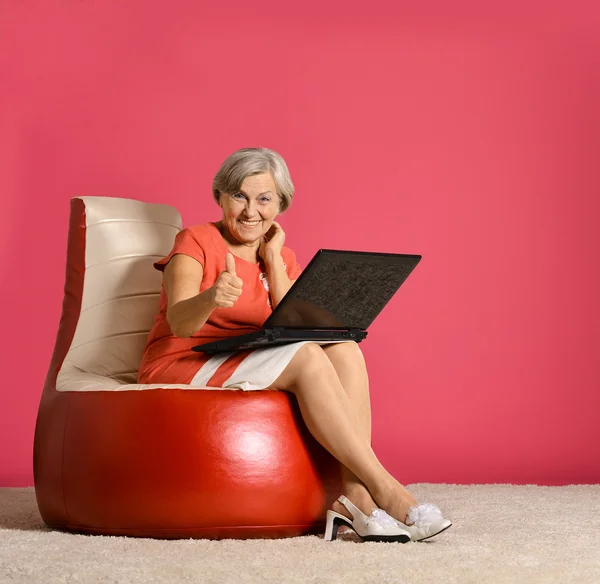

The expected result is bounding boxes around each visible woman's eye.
[232,193,245,200]
[259,197,271,204]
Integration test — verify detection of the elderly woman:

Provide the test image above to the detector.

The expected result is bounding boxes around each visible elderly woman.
[138,147,451,543]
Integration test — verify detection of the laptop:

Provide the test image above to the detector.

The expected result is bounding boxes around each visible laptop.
[192,249,422,355]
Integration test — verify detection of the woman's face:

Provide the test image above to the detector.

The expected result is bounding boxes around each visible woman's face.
[220,173,280,246]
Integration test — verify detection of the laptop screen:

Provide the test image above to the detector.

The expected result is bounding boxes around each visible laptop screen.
[264,250,421,330]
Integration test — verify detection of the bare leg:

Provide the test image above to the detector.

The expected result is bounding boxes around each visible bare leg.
[272,343,416,522]
[322,342,417,519]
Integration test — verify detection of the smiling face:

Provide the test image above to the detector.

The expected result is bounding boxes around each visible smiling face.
[219,173,280,247]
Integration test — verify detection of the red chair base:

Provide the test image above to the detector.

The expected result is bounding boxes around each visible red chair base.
[34,388,341,539]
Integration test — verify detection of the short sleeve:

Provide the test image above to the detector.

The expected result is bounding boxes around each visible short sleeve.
[153,227,206,272]
[283,248,302,280]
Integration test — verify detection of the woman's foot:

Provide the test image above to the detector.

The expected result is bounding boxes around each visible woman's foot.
[332,483,379,521]
[333,482,419,524]
[325,495,411,543]
[371,479,420,524]
[333,480,451,542]
[370,479,453,540]
[332,481,418,522]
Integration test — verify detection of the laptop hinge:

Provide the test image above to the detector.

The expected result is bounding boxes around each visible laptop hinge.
[271,327,285,340]
[351,329,368,341]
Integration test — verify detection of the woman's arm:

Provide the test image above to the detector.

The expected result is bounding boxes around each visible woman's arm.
[164,255,216,338]
[259,222,296,308]
[164,253,243,338]
[264,250,294,308]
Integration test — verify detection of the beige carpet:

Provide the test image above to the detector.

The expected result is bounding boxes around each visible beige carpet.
[1,484,599,584]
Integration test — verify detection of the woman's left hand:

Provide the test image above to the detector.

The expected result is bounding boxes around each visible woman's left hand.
[259,221,286,263]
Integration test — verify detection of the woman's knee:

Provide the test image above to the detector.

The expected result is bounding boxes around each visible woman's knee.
[292,342,333,376]
[323,341,365,366]
[273,343,331,392]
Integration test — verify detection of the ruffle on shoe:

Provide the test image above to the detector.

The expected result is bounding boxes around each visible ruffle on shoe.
[368,509,399,528]
[406,503,444,527]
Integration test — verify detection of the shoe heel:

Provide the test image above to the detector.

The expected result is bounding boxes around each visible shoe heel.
[324,511,351,541]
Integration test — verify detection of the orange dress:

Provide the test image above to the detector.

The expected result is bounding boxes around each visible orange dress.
[137,222,302,385]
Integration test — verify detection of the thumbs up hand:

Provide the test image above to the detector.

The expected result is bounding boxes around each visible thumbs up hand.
[211,253,244,308]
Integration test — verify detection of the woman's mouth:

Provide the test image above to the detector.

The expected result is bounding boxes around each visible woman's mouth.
[238,219,261,229]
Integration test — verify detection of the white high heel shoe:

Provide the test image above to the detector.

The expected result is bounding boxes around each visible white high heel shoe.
[324,495,411,543]
[396,503,452,541]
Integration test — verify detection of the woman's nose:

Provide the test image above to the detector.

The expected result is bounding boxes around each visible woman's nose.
[245,200,257,216]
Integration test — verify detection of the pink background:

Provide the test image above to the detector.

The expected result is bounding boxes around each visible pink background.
[1,1,599,487]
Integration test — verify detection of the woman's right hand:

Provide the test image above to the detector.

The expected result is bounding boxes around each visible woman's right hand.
[211,253,243,308]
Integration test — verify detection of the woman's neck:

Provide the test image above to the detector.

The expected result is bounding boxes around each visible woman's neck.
[215,221,260,264]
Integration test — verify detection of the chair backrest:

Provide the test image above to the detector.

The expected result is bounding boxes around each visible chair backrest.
[57,196,182,387]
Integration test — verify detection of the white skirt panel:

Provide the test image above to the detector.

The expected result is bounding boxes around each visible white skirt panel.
[190,340,352,391]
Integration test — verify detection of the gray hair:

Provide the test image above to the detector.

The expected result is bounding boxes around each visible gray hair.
[212,147,295,212]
